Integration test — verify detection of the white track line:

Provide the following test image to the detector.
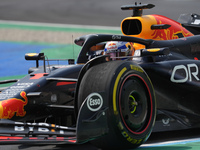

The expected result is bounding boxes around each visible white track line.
[141,137,200,147]
[0,20,120,30]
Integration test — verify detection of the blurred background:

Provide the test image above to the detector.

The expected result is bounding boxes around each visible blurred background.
[0,0,200,26]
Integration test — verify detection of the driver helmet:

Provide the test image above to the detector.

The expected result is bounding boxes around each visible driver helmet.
[104,41,133,60]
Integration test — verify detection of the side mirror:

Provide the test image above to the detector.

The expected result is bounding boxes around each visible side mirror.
[25,53,46,72]
[25,53,44,61]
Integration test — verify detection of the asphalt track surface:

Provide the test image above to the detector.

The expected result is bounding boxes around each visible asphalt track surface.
[0,0,200,27]
[1,0,200,149]
[1,128,200,150]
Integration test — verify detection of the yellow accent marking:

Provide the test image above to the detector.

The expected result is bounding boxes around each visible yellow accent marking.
[51,124,55,132]
[27,53,37,56]
[51,129,55,132]
[147,48,160,52]
[113,67,127,114]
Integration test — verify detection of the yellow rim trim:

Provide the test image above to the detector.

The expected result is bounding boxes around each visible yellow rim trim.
[113,67,127,114]
[129,95,137,114]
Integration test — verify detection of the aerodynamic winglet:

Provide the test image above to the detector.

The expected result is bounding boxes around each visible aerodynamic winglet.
[121,3,155,16]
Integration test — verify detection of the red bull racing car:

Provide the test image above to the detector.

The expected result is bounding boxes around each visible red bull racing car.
[1,3,200,149]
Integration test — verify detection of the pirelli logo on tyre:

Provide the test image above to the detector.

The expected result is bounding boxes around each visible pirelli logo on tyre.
[87,93,103,112]
[130,64,143,73]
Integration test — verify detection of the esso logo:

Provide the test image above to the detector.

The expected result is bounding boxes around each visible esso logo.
[87,93,103,112]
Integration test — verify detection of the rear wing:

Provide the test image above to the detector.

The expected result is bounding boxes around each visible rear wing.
[178,13,200,35]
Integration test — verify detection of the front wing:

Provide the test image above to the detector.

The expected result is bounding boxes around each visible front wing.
[0,119,77,145]
[0,92,109,145]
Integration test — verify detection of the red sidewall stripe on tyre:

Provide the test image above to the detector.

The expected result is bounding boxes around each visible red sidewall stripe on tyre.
[119,74,153,135]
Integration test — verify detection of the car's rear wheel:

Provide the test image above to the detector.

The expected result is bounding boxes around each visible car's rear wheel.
[77,60,156,149]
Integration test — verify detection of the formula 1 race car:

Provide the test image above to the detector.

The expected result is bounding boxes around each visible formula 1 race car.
[1,3,200,150]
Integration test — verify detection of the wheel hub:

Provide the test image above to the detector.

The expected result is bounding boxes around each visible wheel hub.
[129,95,138,114]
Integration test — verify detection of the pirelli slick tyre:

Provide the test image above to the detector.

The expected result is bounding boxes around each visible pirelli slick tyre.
[77,60,156,149]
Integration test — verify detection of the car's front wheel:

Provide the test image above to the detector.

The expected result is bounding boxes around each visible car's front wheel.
[77,60,156,149]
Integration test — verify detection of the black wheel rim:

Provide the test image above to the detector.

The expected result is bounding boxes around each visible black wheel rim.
[119,74,153,134]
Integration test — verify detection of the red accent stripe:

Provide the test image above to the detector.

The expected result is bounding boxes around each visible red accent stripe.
[68,139,76,143]
[56,82,76,86]
[30,73,48,79]
[0,136,23,140]
[67,137,77,143]
[29,137,38,140]
[56,137,64,141]
[0,136,77,143]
